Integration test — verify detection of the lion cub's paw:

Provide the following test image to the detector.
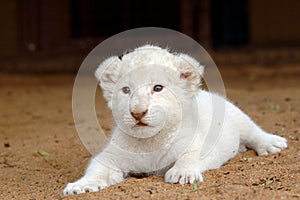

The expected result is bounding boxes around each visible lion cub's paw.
[165,166,203,185]
[255,134,288,156]
[63,178,108,195]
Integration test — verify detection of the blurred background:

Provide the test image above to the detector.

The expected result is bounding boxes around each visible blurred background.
[0,0,300,73]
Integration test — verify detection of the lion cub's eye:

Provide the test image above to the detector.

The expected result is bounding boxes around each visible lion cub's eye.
[153,85,164,92]
[122,86,130,94]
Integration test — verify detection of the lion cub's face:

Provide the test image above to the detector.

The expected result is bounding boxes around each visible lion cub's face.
[112,65,183,138]
[95,45,204,139]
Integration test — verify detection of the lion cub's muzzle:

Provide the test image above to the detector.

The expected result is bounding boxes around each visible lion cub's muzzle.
[131,109,148,126]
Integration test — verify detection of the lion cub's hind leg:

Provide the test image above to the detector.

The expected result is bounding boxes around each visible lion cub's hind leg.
[235,111,288,156]
[243,129,288,156]
[227,100,287,156]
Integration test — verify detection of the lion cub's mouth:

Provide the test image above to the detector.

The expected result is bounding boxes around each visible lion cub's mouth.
[135,122,148,127]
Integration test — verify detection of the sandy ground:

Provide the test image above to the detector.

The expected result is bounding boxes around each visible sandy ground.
[0,65,299,199]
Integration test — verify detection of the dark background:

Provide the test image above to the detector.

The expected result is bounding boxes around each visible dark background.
[1,0,300,73]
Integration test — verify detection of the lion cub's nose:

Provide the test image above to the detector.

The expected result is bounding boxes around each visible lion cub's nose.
[131,109,148,121]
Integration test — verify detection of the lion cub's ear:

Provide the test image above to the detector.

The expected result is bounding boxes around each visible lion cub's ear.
[95,56,122,109]
[176,54,204,94]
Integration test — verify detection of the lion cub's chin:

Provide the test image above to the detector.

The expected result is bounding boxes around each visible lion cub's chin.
[123,124,164,139]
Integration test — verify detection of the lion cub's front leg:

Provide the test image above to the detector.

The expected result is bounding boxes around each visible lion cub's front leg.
[63,156,124,195]
[165,151,204,184]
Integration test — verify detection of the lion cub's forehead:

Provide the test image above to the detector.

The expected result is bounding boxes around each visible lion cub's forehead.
[120,65,179,87]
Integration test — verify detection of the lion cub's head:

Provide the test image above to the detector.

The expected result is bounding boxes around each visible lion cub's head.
[95,45,204,139]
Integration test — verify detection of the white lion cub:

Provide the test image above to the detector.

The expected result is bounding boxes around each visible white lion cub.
[63,45,287,195]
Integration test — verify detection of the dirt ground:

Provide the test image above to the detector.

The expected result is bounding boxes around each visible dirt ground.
[0,64,299,200]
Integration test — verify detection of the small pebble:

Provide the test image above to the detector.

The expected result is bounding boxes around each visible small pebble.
[4,142,10,147]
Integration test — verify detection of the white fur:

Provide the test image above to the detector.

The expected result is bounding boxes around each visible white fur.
[63,45,287,195]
